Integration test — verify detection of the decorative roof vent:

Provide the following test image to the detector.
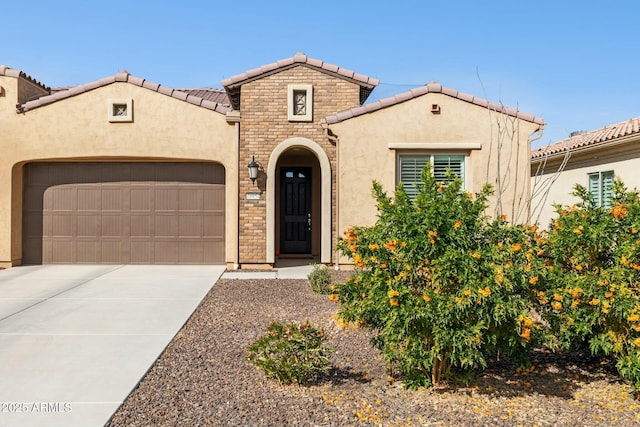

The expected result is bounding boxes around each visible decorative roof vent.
[570,130,587,137]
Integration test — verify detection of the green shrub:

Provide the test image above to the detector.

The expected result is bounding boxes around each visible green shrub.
[333,165,543,388]
[535,180,640,389]
[246,321,333,384]
[308,264,332,294]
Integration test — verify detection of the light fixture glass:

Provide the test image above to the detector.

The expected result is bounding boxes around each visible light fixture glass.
[248,156,259,183]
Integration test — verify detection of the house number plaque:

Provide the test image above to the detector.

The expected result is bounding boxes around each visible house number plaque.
[246,192,261,200]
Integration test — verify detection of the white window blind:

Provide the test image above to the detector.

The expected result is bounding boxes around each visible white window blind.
[399,154,465,199]
[588,171,614,208]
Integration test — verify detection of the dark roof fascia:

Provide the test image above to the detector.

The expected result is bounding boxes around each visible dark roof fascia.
[325,82,545,126]
[0,65,51,92]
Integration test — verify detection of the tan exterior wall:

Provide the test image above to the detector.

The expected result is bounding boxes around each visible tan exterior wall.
[0,77,237,266]
[531,141,640,229]
[236,65,361,265]
[330,92,540,258]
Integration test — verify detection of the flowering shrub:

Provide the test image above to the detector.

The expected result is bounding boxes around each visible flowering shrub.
[246,321,333,384]
[536,181,640,389]
[333,166,543,388]
[308,264,332,294]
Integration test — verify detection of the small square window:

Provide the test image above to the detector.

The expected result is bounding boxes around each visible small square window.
[108,98,133,122]
[287,84,312,122]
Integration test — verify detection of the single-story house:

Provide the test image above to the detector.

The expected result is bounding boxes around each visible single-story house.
[530,116,640,228]
[0,53,544,269]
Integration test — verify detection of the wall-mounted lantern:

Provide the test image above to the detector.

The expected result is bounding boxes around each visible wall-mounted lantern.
[248,156,259,184]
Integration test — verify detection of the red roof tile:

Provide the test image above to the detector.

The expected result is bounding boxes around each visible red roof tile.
[325,82,545,125]
[4,67,230,114]
[222,52,379,109]
[531,116,640,160]
[0,65,50,93]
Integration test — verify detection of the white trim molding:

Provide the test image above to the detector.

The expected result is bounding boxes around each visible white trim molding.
[266,137,331,264]
[287,84,313,122]
[108,98,133,122]
[388,142,482,150]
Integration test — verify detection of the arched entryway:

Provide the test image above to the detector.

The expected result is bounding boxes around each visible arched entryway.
[266,137,331,264]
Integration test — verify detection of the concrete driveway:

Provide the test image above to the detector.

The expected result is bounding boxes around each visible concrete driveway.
[0,264,225,427]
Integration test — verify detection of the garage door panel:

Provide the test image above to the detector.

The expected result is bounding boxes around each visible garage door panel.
[204,214,225,238]
[130,188,152,211]
[77,215,99,237]
[179,188,203,211]
[76,241,99,263]
[130,241,152,264]
[155,188,179,212]
[77,188,100,211]
[101,240,124,264]
[101,188,124,212]
[130,215,152,237]
[203,188,225,211]
[50,214,75,238]
[101,215,123,238]
[50,187,76,212]
[23,162,225,265]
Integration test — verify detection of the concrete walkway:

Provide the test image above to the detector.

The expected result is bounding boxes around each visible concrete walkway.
[221,263,315,280]
[0,264,225,427]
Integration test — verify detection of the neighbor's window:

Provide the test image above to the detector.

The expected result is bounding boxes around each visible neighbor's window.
[588,170,614,208]
[287,84,313,121]
[398,154,465,199]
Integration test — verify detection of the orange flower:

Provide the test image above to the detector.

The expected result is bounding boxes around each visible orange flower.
[575,264,583,271]
[628,314,640,322]
[368,243,380,251]
[463,289,472,296]
[478,286,491,297]
[588,298,600,306]
[380,262,388,269]
[423,294,432,303]
[520,327,531,341]
[389,298,399,307]
[383,240,397,251]
[469,251,481,260]
[349,244,357,253]
[500,214,507,221]
[354,254,364,268]
[454,220,462,228]
[328,294,339,303]
[634,337,640,348]
[551,301,563,311]
[612,204,628,219]
[529,277,539,285]
[387,289,400,298]
[511,243,522,253]
[529,225,538,233]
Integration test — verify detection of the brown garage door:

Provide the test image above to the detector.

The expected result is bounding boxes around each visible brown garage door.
[22,162,225,264]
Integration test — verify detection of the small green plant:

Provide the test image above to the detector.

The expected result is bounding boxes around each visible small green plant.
[246,321,333,384]
[308,264,332,294]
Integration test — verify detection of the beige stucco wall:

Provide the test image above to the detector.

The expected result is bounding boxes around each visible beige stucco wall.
[330,92,541,253]
[531,140,640,229]
[0,75,237,266]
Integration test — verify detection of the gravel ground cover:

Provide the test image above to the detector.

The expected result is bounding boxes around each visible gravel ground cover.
[107,274,640,427]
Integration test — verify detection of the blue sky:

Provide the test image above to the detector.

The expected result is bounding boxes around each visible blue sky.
[3,1,638,147]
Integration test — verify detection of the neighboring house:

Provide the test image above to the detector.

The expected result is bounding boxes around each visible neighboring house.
[0,53,543,269]
[530,117,640,228]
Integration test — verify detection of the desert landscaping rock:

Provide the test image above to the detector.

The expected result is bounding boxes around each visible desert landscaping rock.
[106,275,640,426]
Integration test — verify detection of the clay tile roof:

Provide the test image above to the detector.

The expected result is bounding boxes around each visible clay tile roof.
[222,52,379,110]
[325,82,545,126]
[14,70,230,114]
[531,116,640,160]
[0,65,51,101]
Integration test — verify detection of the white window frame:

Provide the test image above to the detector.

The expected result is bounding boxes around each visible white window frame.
[397,152,469,199]
[108,98,133,122]
[588,170,614,208]
[287,84,313,122]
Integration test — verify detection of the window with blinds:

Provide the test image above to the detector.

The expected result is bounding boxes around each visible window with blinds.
[588,171,614,208]
[399,154,465,199]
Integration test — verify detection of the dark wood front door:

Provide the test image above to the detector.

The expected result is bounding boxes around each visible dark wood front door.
[280,167,311,254]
